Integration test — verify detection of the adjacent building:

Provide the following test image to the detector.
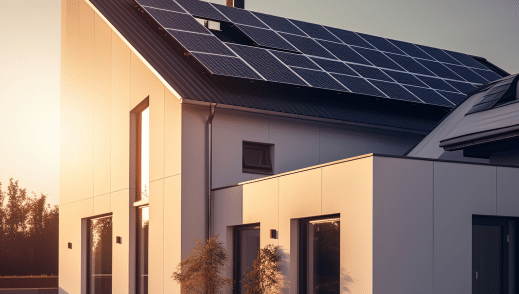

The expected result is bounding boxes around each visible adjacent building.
[59,0,517,293]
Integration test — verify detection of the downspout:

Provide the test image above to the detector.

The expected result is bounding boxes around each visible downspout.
[207,103,217,240]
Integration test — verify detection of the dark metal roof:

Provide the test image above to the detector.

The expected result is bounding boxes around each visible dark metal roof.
[89,0,465,133]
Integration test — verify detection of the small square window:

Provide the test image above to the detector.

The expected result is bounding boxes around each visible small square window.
[242,141,273,174]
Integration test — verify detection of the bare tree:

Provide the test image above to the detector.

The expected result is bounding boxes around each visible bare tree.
[244,245,285,294]
[172,236,232,294]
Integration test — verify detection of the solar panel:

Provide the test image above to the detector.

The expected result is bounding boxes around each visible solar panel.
[137,0,185,13]
[389,40,435,60]
[472,68,502,82]
[369,80,423,103]
[145,7,209,33]
[415,45,461,65]
[191,52,262,79]
[352,47,404,71]
[417,59,463,80]
[347,64,394,82]
[382,70,429,87]
[212,4,268,28]
[228,43,306,85]
[167,30,235,55]
[403,85,453,107]
[436,90,467,105]
[289,19,342,42]
[280,33,336,59]
[291,68,346,91]
[446,80,476,93]
[331,74,386,97]
[443,50,488,70]
[252,12,306,36]
[236,25,298,52]
[269,51,320,70]
[174,0,228,21]
[384,53,434,76]
[323,27,375,49]
[416,76,459,92]
[316,41,370,65]
[443,64,487,84]
[356,33,406,55]
[310,58,359,76]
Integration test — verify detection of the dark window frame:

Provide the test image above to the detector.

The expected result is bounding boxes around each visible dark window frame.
[299,214,340,294]
[242,141,274,175]
[233,223,260,294]
[132,98,149,202]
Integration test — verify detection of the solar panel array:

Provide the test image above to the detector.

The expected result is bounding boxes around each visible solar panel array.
[135,0,505,108]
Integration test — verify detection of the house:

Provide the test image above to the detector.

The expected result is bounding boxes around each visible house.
[59,0,516,293]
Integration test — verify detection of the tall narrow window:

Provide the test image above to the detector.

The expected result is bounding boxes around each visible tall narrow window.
[87,215,112,294]
[300,215,340,294]
[137,206,149,294]
[133,99,150,293]
[234,224,260,294]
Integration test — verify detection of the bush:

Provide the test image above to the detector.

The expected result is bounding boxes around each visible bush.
[243,244,285,294]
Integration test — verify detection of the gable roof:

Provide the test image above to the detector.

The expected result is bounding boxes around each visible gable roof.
[89,0,508,133]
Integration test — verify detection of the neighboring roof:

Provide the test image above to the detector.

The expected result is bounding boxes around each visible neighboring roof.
[88,0,507,133]
[438,74,519,157]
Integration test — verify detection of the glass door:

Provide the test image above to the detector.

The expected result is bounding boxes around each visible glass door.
[234,224,260,294]
[87,215,112,294]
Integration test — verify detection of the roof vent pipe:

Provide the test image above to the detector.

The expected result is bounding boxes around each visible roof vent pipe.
[226,0,244,9]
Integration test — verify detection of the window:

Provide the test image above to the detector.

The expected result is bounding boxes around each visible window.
[137,105,149,201]
[234,224,260,294]
[136,206,149,294]
[300,215,340,294]
[87,215,112,294]
[242,141,273,174]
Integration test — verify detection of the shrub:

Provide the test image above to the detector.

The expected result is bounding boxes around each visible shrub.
[243,244,285,294]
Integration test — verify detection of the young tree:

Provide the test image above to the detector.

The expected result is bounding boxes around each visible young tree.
[243,245,285,294]
[0,182,4,243]
[5,178,29,238]
[172,236,232,294]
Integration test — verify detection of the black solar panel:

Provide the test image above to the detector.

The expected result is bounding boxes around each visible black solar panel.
[443,50,488,70]
[384,53,434,76]
[289,19,342,42]
[403,86,453,107]
[212,4,268,28]
[192,53,261,79]
[415,45,461,65]
[389,40,435,60]
[446,80,476,93]
[317,41,370,65]
[382,70,428,87]
[137,0,184,12]
[472,68,502,82]
[353,47,404,71]
[436,90,467,105]
[279,33,336,59]
[369,80,423,103]
[228,44,306,85]
[324,27,375,49]
[252,12,306,36]
[417,59,463,80]
[310,58,358,76]
[416,76,459,92]
[331,74,386,97]
[356,33,406,55]
[291,68,346,91]
[174,0,228,21]
[167,30,234,55]
[236,25,298,52]
[270,51,320,70]
[347,64,394,82]
[145,7,209,33]
[444,64,487,84]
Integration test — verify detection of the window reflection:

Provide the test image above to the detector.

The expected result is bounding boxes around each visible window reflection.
[88,216,112,294]
[137,206,149,294]
[140,107,149,200]
[301,217,340,294]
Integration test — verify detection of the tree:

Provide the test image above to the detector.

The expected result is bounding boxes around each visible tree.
[243,245,285,294]
[0,182,4,243]
[172,236,232,294]
[5,178,29,238]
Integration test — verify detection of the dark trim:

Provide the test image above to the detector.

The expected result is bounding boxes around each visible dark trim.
[233,223,260,294]
[471,56,510,77]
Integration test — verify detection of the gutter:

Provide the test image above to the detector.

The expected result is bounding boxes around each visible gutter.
[207,103,217,240]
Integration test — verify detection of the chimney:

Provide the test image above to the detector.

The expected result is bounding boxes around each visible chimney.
[226,0,244,9]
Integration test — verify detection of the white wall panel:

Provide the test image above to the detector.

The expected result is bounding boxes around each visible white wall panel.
[497,166,519,217]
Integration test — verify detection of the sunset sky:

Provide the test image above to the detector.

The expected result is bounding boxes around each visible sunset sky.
[1,0,517,205]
